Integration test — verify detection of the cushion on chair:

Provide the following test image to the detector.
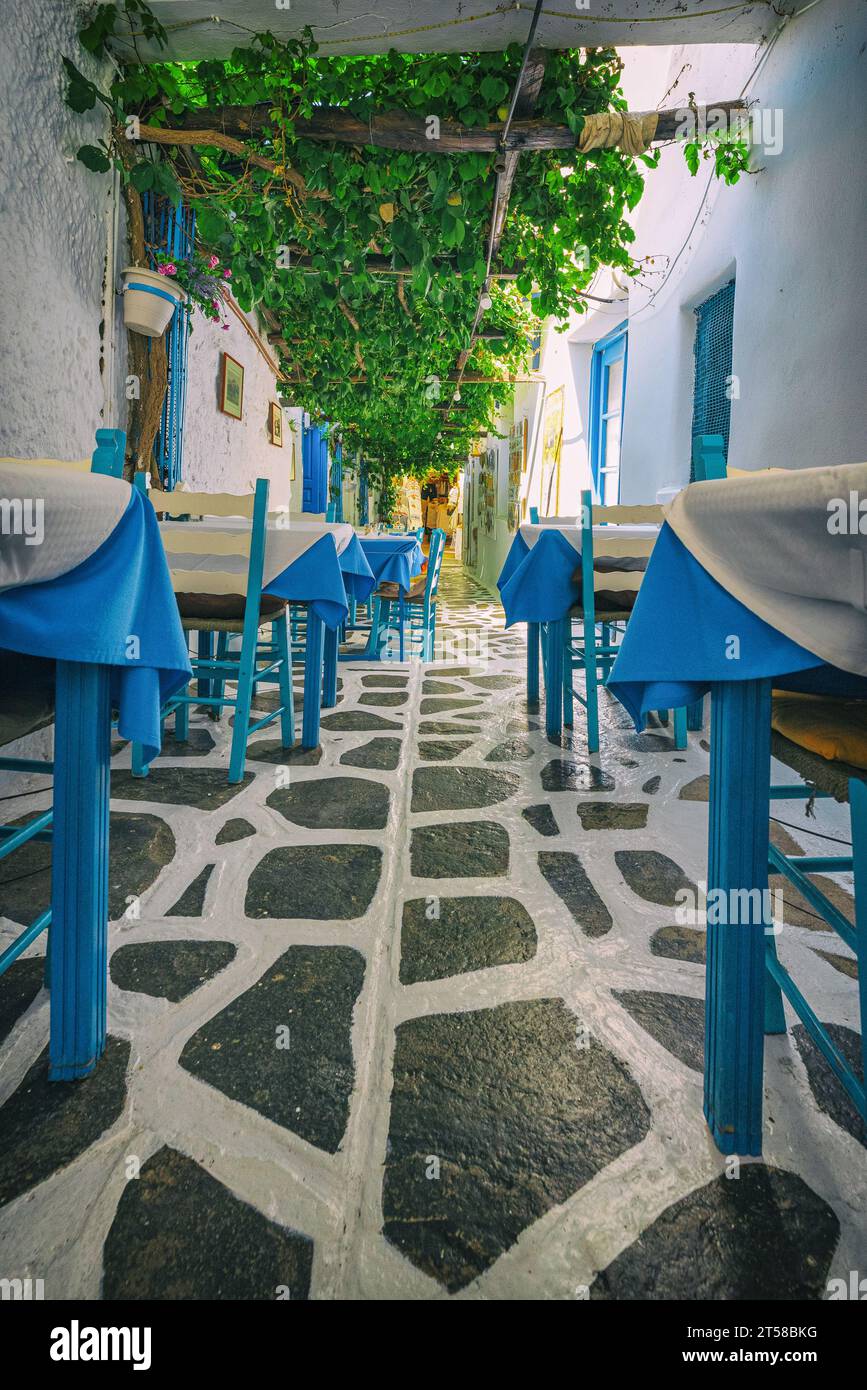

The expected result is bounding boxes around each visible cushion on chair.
[771,692,867,773]
[376,575,428,601]
[175,592,287,623]
[569,555,647,614]
[0,650,56,748]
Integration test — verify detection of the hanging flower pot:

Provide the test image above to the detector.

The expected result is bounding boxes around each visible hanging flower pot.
[121,266,186,337]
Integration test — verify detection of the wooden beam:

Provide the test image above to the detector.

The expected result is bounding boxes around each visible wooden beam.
[263,251,521,278]
[166,101,747,156]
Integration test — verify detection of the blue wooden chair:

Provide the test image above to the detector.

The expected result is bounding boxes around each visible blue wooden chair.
[559,490,688,750]
[131,477,294,783]
[762,724,867,1132]
[529,506,540,523]
[373,528,446,662]
[692,433,727,482]
[0,429,126,982]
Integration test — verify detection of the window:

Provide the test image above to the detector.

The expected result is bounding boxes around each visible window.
[589,322,627,504]
[690,279,735,479]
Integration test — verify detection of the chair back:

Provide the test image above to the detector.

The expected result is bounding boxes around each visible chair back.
[142,478,271,635]
[425,528,446,608]
[579,490,661,619]
[0,428,126,478]
[692,434,727,482]
[528,506,539,523]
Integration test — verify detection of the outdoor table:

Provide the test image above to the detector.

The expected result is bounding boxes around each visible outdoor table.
[358,534,424,591]
[0,461,190,1080]
[159,515,374,747]
[498,519,659,732]
[607,463,867,1156]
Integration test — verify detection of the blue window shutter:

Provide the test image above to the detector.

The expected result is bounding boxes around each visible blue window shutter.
[301,422,329,512]
[142,193,194,491]
[690,280,735,480]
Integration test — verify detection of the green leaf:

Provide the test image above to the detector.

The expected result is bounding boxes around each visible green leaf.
[62,57,98,112]
[76,144,111,173]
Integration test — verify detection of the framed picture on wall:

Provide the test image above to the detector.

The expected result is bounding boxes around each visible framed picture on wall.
[268,401,283,447]
[219,353,244,420]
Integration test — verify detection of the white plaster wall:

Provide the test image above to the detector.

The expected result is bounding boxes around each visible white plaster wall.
[466,0,867,587]
[181,311,301,509]
[0,0,125,456]
[618,0,867,501]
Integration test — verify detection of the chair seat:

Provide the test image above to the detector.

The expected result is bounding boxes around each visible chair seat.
[376,575,428,601]
[567,605,631,623]
[770,693,867,801]
[176,591,287,631]
[0,651,55,748]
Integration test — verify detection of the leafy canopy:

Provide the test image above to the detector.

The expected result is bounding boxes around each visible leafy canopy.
[67,3,749,487]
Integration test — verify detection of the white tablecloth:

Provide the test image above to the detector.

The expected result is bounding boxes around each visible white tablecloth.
[0,461,129,591]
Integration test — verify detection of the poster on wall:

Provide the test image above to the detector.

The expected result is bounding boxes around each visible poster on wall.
[508,419,527,530]
[479,448,497,535]
[540,387,564,516]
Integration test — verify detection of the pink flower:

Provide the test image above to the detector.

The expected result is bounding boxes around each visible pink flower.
[208,254,220,269]
[222,268,232,279]
[222,323,230,331]
[158,263,177,276]
[212,298,220,309]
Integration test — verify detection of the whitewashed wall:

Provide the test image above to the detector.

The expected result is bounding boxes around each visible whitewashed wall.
[618,0,867,501]
[181,315,301,509]
[0,0,125,457]
[466,0,867,589]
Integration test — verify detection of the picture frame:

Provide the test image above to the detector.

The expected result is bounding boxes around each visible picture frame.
[268,400,283,447]
[219,353,244,420]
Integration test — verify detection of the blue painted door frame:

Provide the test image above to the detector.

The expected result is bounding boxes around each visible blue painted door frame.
[588,321,627,504]
[301,421,329,512]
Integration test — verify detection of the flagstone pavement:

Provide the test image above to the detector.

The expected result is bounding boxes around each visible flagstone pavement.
[0,553,864,1299]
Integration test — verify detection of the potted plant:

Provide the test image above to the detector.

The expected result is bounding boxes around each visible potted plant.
[121,250,233,337]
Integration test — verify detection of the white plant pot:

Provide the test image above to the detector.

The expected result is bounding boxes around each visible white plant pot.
[121,266,186,337]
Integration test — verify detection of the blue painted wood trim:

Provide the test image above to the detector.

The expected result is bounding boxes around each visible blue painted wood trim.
[588,321,627,501]
[49,660,111,1081]
[91,429,126,478]
[301,611,325,749]
[704,678,772,1155]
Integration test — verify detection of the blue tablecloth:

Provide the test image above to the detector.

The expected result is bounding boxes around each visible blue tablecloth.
[264,533,372,628]
[0,489,191,761]
[360,536,425,592]
[339,534,377,603]
[498,529,579,624]
[608,523,867,726]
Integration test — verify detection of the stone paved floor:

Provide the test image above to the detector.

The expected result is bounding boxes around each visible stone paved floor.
[0,553,864,1299]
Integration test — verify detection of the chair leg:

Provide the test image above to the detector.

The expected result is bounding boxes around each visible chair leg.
[131,740,150,778]
[227,626,257,784]
[657,709,670,726]
[302,611,325,749]
[212,631,229,716]
[562,621,574,727]
[584,618,600,754]
[196,630,213,698]
[673,705,688,750]
[398,598,406,662]
[274,615,295,747]
[323,625,339,707]
[849,778,867,1100]
[526,622,540,704]
[687,696,705,731]
[175,687,190,743]
[545,618,565,738]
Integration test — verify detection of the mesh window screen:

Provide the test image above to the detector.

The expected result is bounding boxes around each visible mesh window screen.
[690,279,735,481]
